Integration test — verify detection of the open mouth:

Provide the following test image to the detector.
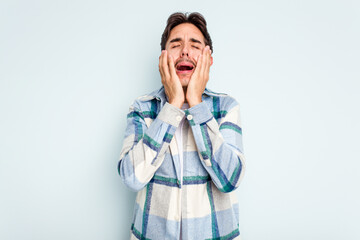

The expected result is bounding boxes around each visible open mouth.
[176,62,194,73]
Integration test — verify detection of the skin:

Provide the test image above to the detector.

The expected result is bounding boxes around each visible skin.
[158,23,213,108]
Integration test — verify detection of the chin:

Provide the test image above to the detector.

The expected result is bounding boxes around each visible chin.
[180,78,190,87]
[178,75,192,87]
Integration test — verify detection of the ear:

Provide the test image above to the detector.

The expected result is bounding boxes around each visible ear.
[210,56,213,66]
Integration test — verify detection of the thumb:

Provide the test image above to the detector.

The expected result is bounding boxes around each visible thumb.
[168,55,177,77]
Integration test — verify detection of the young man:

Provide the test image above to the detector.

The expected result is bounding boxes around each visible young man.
[118,12,245,240]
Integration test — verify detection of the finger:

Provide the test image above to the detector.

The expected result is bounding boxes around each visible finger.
[159,51,165,79]
[193,53,203,78]
[198,46,209,84]
[161,50,171,80]
[199,46,208,76]
[204,46,211,76]
[168,55,177,79]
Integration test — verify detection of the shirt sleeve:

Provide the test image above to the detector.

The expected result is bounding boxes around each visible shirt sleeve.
[117,101,185,192]
[185,99,245,193]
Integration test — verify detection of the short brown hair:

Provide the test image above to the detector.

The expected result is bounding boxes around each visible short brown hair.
[161,12,213,53]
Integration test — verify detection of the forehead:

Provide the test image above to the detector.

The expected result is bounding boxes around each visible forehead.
[168,23,205,42]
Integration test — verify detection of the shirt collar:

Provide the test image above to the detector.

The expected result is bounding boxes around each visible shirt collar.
[148,85,222,103]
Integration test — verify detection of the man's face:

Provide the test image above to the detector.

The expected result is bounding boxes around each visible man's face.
[165,23,211,87]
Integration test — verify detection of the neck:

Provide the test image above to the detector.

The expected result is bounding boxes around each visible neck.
[183,86,188,103]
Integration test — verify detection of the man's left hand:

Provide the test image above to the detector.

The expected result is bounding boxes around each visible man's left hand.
[186,45,212,108]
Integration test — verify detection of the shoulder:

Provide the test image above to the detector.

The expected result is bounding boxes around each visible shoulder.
[129,87,163,112]
[204,88,240,111]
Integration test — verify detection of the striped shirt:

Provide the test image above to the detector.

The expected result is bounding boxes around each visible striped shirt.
[117,86,245,240]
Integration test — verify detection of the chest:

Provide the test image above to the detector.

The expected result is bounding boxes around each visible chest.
[145,116,208,182]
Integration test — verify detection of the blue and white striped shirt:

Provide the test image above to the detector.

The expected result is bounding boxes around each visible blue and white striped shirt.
[118,86,245,240]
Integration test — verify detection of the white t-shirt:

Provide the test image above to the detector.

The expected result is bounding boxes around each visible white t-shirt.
[174,102,189,185]
[175,102,189,240]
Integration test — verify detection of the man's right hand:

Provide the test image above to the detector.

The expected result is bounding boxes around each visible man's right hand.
[159,50,184,109]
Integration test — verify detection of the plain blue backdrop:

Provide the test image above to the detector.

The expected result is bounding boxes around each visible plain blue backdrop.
[1,0,360,239]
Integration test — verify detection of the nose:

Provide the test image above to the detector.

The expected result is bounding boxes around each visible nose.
[181,45,189,57]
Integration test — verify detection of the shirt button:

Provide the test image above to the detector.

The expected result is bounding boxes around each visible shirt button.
[187,115,193,120]
[176,116,182,122]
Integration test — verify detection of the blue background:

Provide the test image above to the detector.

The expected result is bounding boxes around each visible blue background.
[1,0,360,239]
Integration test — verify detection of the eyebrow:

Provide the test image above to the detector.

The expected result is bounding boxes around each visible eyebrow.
[190,38,202,44]
[169,37,203,44]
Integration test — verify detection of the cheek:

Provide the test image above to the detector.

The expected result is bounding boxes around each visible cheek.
[167,48,181,59]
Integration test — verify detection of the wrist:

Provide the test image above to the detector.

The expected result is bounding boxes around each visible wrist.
[187,97,202,108]
[169,99,184,109]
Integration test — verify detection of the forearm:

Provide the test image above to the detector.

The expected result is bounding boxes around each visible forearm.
[118,102,185,191]
[186,101,245,192]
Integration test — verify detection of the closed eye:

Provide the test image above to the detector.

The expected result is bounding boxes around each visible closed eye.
[192,45,200,49]
[172,45,180,48]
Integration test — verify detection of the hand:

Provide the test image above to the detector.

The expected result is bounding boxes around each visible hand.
[159,50,185,108]
[186,45,212,107]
